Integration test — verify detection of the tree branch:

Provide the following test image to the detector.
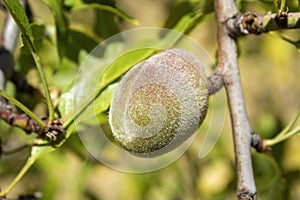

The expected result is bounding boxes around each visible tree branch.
[0,106,64,141]
[214,0,257,199]
[207,69,224,95]
[0,106,44,134]
[226,11,300,36]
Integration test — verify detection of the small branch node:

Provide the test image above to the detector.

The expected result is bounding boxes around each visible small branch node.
[207,71,224,95]
[238,190,257,200]
[275,11,288,28]
[226,11,300,36]
[251,133,271,153]
[226,13,266,37]
[44,119,64,141]
[240,13,265,34]
[225,13,244,38]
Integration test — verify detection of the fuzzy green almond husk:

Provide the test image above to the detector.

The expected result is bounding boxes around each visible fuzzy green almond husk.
[109,49,209,157]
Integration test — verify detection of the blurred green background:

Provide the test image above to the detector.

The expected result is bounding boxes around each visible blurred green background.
[0,0,300,199]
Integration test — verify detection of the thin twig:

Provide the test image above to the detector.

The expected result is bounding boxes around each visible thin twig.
[0,107,45,134]
[214,0,257,199]
[226,12,300,36]
[0,107,65,141]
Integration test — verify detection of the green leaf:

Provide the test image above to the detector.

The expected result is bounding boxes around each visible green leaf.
[163,0,205,29]
[62,47,155,128]
[2,0,35,52]
[93,9,120,39]
[70,1,139,25]
[255,0,298,12]
[16,23,47,80]
[42,0,68,59]
[265,109,300,146]
[31,23,47,51]
[97,13,206,88]
[94,83,117,115]
[64,29,100,62]
[59,42,124,119]
[166,12,203,40]
[67,0,120,39]
[164,1,196,29]
[19,23,46,54]
[42,0,68,35]
[97,48,158,90]
[164,0,212,35]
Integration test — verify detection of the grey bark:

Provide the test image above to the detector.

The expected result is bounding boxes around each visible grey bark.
[214,0,257,199]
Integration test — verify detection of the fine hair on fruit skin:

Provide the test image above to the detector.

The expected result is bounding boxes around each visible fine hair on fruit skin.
[109,48,209,157]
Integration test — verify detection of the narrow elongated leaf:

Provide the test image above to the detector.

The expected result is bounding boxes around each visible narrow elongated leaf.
[71,2,139,25]
[42,0,68,59]
[42,0,68,34]
[59,42,124,121]
[97,48,158,90]
[163,0,202,29]
[94,9,120,39]
[2,0,35,51]
[97,11,205,91]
